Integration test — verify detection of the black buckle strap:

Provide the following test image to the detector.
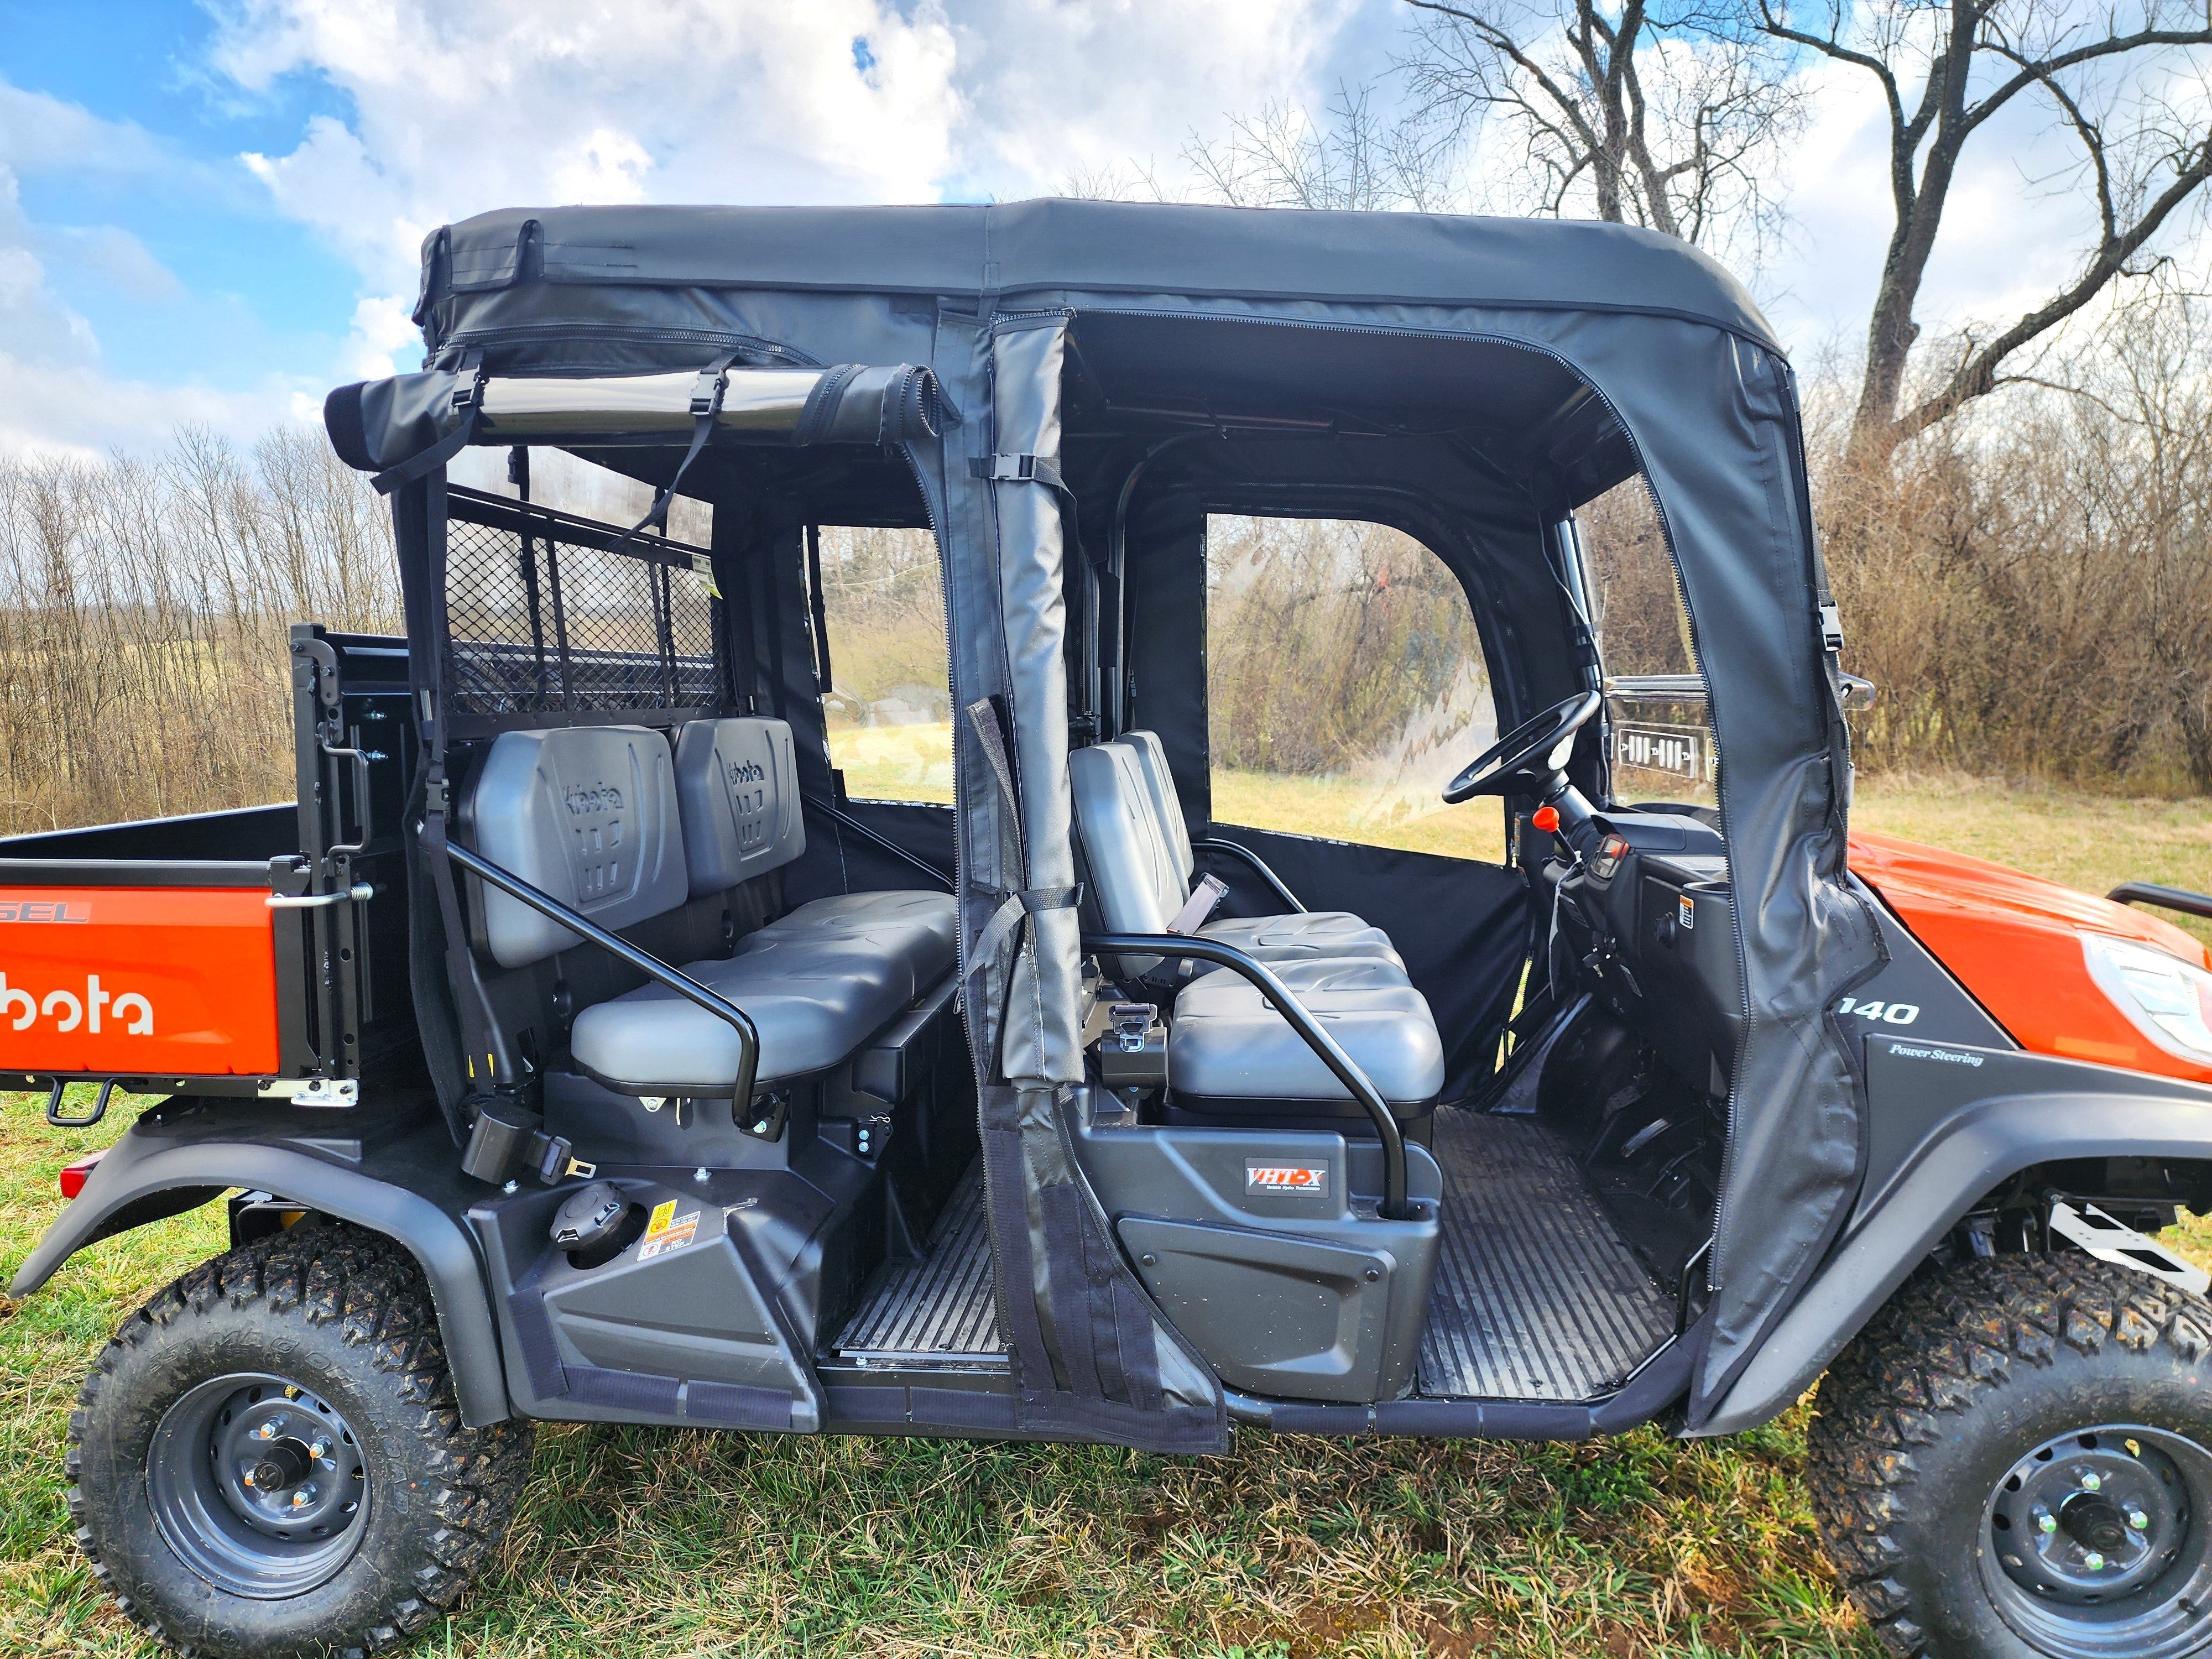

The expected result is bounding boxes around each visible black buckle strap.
[969,452,1067,491]
[372,354,485,495]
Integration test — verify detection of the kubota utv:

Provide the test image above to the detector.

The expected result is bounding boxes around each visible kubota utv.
[8,201,2212,1659]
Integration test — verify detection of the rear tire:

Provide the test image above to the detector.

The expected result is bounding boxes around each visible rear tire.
[1809,1255,2212,1658]
[67,1222,534,1658]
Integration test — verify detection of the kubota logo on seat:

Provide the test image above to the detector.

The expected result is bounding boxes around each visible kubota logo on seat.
[1246,1162,1328,1196]
[563,781,623,815]
[726,758,767,786]
[0,972,153,1035]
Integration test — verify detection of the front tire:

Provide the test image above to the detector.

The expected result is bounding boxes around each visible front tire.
[1810,1255,2212,1658]
[67,1223,534,1658]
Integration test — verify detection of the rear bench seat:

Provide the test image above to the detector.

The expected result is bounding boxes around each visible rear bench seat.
[467,718,954,1101]
[1068,735,1444,1126]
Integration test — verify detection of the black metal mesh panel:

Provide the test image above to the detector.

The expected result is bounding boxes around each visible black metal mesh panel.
[442,487,719,724]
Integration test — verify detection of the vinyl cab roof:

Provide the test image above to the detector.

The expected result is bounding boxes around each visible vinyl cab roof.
[417,198,1781,352]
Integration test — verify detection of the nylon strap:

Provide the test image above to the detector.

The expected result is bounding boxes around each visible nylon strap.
[963,884,1082,988]
[603,352,741,552]
[969,452,1068,492]
[373,353,484,496]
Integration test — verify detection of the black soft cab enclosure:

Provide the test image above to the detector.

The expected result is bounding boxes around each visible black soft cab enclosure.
[19,200,2212,1659]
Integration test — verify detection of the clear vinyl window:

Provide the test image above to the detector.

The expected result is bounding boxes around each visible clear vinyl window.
[1579,480,1718,810]
[1204,514,1501,862]
[811,525,952,805]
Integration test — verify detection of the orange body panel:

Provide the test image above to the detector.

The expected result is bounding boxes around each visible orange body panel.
[0,888,279,1077]
[1849,830,2212,1086]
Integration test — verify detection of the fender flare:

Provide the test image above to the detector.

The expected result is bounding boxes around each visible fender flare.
[10,1133,510,1427]
[1696,1082,2212,1436]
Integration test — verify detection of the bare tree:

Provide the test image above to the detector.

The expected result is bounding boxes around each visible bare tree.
[1399,0,1806,261]
[1761,0,2212,455]
[1182,84,1467,211]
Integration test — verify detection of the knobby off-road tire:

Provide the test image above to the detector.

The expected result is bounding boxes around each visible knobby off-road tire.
[1810,1254,2212,1659]
[67,1222,535,1658]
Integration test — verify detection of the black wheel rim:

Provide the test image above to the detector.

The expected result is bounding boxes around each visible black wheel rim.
[147,1371,369,1599]
[1981,1423,2212,1658]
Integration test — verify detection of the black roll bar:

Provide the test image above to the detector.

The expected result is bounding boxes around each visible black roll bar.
[1082,931,1410,1219]
[2108,881,2212,923]
[445,842,760,1110]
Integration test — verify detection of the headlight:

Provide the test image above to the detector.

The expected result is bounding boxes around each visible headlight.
[2081,933,2212,1064]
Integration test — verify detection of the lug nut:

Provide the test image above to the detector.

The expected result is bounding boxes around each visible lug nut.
[290,1484,316,1509]
[2035,1506,2058,1534]
[309,1439,330,1461]
[2130,1509,2150,1531]
[2081,1472,2103,1491]
[2084,1551,2105,1571]
[254,1420,278,1439]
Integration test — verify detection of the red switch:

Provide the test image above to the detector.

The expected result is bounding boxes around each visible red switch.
[1532,805,1561,834]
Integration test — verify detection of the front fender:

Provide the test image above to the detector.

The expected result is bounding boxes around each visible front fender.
[10,1105,510,1427]
[1696,1039,2212,1436]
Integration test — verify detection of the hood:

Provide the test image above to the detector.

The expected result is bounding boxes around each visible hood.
[1850,830,2212,1084]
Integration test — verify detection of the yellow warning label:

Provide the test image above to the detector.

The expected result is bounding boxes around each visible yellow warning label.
[645,1199,677,1237]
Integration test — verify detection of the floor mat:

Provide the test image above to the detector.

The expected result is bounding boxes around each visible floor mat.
[831,1161,1005,1363]
[1419,1110,1677,1401]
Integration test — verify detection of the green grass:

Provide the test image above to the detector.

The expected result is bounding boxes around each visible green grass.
[3,774,2208,1656]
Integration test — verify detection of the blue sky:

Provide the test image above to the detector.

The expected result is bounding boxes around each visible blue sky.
[0,0,2179,456]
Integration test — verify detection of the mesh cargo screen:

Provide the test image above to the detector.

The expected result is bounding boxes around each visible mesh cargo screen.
[441,487,721,729]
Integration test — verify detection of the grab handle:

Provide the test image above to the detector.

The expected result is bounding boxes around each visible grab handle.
[445,842,760,1110]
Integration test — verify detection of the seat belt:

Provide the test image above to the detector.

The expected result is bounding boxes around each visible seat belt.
[1163,874,1228,936]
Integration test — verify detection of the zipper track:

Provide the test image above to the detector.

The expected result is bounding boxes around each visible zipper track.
[435,322,823,370]
[1032,302,1767,1290]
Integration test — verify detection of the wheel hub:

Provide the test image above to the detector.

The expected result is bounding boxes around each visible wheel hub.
[1982,1424,2212,1658]
[149,1373,369,1599]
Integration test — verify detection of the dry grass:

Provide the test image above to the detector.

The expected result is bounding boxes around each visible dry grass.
[6,780,2210,1655]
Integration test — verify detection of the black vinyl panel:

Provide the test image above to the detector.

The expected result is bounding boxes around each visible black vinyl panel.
[1200,827,1530,1106]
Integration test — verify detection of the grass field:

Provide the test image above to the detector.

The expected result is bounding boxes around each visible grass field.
[2,774,2209,1656]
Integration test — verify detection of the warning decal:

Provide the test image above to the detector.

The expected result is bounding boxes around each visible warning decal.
[1246,1162,1328,1196]
[637,1200,701,1260]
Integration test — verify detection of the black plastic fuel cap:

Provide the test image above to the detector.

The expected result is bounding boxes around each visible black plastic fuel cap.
[550,1181,628,1251]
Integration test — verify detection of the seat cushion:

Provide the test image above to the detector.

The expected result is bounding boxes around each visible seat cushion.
[755,891,957,980]
[571,935,916,1094]
[1169,976,1444,1108]
[1199,910,1401,968]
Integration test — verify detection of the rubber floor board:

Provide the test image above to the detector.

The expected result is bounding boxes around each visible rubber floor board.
[1419,1110,1676,1401]
[832,1161,1005,1361]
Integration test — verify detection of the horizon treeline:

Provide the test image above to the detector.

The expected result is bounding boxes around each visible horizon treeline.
[5,321,2211,839]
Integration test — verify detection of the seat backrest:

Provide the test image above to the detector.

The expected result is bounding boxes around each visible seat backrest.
[1117,730,1194,884]
[1068,740,1188,934]
[673,717,804,897]
[468,724,688,968]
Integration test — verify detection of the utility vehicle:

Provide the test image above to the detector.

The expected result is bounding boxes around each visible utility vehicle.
[9,201,2212,1659]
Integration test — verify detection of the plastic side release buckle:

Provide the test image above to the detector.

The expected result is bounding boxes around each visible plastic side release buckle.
[1818,603,1845,653]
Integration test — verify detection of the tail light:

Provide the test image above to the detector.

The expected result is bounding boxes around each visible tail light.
[59,1150,104,1200]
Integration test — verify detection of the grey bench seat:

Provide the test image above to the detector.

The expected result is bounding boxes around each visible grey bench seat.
[1067,731,1444,1123]
[467,718,957,1103]
[1168,974,1446,1117]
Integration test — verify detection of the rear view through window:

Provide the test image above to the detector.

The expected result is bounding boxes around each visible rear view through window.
[1205,514,1500,861]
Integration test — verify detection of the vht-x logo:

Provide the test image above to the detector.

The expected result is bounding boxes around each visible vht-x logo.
[0,973,155,1035]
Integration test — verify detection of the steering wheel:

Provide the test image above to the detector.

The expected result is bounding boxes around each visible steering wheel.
[1443,691,1603,804]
